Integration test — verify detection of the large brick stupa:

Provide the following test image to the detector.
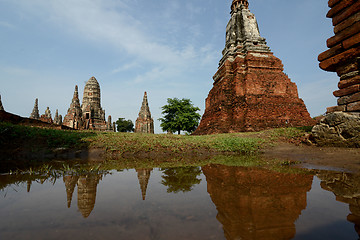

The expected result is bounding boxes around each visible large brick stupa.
[194,0,314,134]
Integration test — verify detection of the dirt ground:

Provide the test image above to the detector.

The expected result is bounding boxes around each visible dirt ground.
[262,143,360,172]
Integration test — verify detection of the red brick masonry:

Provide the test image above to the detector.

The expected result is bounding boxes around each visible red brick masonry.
[318,0,360,114]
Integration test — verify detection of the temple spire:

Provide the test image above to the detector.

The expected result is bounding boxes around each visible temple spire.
[62,85,83,129]
[231,0,249,12]
[135,92,154,133]
[222,0,269,65]
[72,85,81,108]
[30,98,40,119]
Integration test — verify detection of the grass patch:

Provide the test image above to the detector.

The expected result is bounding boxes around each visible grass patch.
[267,127,309,140]
[83,132,264,155]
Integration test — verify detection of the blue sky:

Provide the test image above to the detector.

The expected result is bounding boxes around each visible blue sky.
[0,0,337,133]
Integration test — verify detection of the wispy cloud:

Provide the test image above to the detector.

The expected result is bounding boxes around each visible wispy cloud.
[111,61,140,74]
[12,0,216,82]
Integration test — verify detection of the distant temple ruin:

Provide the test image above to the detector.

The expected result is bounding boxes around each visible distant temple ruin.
[30,98,40,120]
[63,77,113,131]
[135,92,154,133]
[194,0,314,134]
[39,107,53,124]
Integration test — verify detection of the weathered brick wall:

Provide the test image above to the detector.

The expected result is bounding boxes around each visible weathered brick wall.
[0,110,72,130]
[318,0,360,114]
[194,52,315,134]
[193,1,314,135]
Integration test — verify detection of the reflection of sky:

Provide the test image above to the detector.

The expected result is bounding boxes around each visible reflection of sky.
[0,169,358,239]
[0,169,222,239]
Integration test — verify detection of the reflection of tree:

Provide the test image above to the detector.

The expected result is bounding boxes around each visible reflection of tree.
[161,167,202,193]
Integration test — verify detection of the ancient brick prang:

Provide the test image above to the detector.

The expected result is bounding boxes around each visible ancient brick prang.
[0,95,4,111]
[29,98,40,120]
[135,92,154,133]
[62,78,111,131]
[194,0,314,135]
[53,109,62,125]
[318,0,360,115]
[63,85,83,129]
[81,77,107,131]
[40,107,53,124]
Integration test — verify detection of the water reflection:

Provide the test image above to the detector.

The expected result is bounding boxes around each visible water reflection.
[136,168,152,200]
[161,167,202,193]
[1,164,360,239]
[63,174,102,218]
[318,171,360,237]
[202,164,313,240]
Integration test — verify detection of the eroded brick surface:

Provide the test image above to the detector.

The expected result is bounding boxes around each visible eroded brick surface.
[194,0,314,134]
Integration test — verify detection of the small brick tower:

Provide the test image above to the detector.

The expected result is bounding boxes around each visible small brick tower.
[63,85,83,129]
[194,0,314,134]
[135,92,154,133]
[30,98,40,119]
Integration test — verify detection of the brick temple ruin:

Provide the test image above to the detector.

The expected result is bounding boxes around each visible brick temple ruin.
[194,0,314,135]
[312,0,360,147]
[63,76,113,131]
[135,92,154,133]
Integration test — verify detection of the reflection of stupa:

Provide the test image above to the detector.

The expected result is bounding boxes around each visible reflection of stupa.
[63,174,101,218]
[77,175,101,218]
[318,172,360,237]
[136,169,152,200]
[202,164,313,240]
[63,175,79,208]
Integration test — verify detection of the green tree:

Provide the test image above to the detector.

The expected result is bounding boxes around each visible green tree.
[159,98,201,134]
[115,118,134,132]
[161,167,202,193]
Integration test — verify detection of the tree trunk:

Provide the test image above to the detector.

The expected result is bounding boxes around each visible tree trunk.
[178,129,181,135]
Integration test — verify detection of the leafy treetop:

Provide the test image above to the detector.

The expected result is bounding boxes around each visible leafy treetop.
[115,118,134,132]
[159,98,201,134]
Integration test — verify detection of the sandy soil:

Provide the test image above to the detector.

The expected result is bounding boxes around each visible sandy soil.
[262,143,360,172]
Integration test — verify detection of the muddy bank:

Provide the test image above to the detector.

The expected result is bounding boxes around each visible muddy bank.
[262,143,360,172]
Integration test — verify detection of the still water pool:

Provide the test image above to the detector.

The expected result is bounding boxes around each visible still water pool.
[0,164,359,239]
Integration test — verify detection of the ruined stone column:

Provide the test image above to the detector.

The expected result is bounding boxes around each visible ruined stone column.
[107,115,113,131]
[312,0,360,147]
